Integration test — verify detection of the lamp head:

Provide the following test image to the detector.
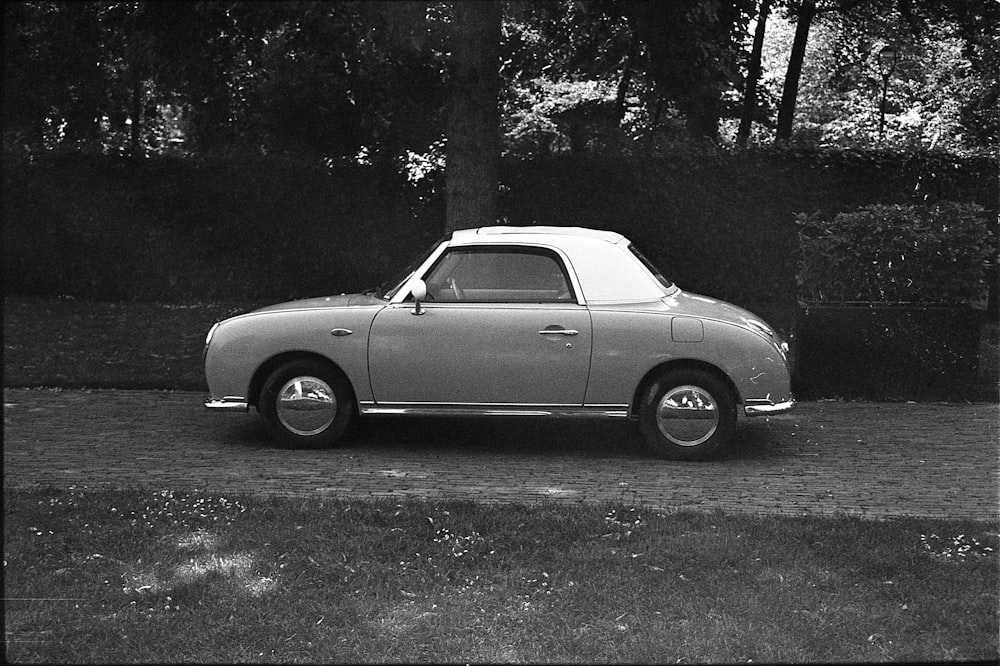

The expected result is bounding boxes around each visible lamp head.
[878,45,898,74]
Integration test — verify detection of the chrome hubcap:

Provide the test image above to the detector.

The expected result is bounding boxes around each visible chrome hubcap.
[276,376,337,436]
[655,385,719,446]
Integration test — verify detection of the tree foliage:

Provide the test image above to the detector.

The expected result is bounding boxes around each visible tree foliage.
[765,0,999,149]
[3,0,450,159]
[3,0,996,161]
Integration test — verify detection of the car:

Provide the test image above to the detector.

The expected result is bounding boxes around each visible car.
[204,226,793,460]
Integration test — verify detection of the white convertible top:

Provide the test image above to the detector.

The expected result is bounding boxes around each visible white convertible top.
[453,226,626,245]
[439,225,668,304]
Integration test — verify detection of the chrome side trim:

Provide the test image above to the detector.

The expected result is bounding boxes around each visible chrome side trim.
[359,402,628,419]
[205,397,250,412]
[744,398,795,417]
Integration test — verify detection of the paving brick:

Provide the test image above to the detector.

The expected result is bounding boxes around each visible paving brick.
[3,388,997,520]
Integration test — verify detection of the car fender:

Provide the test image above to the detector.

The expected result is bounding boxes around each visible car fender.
[204,306,383,404]
[702,319,792,405]
[585,308,791,408]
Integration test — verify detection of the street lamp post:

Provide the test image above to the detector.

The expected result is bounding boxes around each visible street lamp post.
[877,45,898,143]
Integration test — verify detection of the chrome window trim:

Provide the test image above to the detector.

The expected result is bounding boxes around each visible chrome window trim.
[388,240,451,305]
[391,239,588,307]
[418,245,580,305]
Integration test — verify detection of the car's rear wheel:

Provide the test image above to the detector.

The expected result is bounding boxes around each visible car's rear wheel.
[638,368,736,461]
[259,360,354,448]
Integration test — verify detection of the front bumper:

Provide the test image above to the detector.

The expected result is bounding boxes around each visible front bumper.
[205,396,249,412]
[743,397,795,417]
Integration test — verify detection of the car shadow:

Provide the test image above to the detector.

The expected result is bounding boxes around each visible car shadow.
[350,416,648,458]
[219,413,788,461]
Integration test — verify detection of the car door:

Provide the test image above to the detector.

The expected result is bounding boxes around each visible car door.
[368,246,593,406]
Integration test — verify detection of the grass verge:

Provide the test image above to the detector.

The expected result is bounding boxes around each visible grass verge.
[3,297,263,391]
[4,486,997,663]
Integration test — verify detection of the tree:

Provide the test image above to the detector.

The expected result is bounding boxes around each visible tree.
[764,0,998,150]
[101,1,175,156]
[5,0,993,157]
[737,0,773,145]
[3,2,107,150]
[775,0,876,142]
[775,0,817,140]
[445,0,501,233]
[501,1,756,146]
[623,0,752,142]
[499,1,634,155]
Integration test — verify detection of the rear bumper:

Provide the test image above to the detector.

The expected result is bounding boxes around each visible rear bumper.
[743,397,795,417]
[205,397,249,412]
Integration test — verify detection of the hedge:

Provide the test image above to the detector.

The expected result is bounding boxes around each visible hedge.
[796,201,994,306]
[3,146,996,307]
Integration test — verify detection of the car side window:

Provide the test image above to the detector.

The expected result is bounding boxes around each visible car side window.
[422,247,575,303]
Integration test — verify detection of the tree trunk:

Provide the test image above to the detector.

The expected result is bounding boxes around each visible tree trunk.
[615,33,638,120]
[775,0,816,142]
[737,0,772,146]
[129,69,143,156]
[679,94,721,143]
[445,0,501,234]
[647,95,665,144]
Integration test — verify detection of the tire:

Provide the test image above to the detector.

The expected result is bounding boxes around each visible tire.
[258,360,354,449]
[638,368,736,461]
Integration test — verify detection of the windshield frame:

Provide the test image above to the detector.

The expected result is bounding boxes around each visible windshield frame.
[378,238,446,300]
[628,243,674,290]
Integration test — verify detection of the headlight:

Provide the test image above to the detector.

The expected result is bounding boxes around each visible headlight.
[745,319,774,337]
[204,322,221,362]
[746,318,789,361]
[205,322,220,346]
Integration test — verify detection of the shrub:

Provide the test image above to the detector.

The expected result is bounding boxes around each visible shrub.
[795,202,995,306]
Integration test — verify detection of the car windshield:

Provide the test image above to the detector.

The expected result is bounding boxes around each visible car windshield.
[629,243,674,289]
[376,239,443,300]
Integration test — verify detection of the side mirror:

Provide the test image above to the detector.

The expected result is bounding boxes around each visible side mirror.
[411,279,427,315]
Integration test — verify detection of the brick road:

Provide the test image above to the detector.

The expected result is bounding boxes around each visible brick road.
[3,388,997,520]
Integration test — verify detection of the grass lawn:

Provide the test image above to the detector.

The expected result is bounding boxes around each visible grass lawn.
[3,297,261,391]
[4,486,997,663]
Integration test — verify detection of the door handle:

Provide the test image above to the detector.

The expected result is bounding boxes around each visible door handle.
[538,328,579,336]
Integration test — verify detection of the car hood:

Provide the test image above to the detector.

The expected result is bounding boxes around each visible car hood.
[251,293,386,314]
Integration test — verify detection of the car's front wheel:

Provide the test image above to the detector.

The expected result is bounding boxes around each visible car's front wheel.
[638,368,736,461]
[259,360,354,448]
